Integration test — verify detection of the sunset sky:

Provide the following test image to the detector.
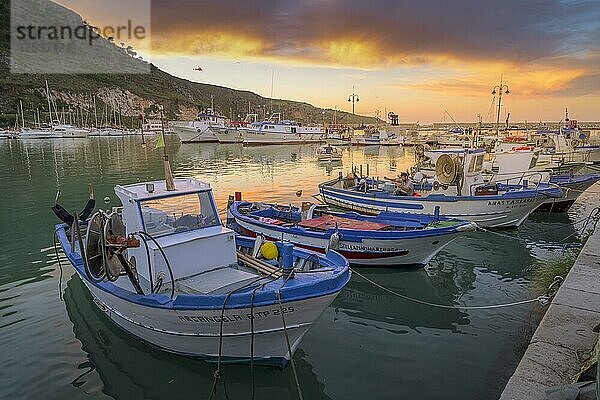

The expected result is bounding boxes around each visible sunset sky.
[58,0,600,123]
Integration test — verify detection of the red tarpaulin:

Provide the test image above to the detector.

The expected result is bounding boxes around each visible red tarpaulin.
[298,215,390,231]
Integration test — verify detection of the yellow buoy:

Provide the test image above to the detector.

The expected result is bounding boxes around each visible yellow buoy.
[260,242,279,260]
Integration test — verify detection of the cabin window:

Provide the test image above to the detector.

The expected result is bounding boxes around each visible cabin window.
[139,192,220,236]
[291,127,297,134]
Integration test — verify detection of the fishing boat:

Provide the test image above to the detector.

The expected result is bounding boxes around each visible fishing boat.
[241,114,325,145]
[352,128,403,146]
[325,124,352,146]
[54,178,350,366]
[319,148,563,228]
[316,144,343,162]
[228,201,477,266]
[485,148,600,212]
[213,114,257,143]
[174,110,226,143]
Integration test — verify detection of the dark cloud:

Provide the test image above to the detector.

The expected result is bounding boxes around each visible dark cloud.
[150,0,600,64]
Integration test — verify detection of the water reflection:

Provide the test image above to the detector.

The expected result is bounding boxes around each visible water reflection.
[336,268,469,333]
[64,276,331,400]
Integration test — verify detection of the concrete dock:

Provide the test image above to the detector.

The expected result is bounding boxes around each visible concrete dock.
[500,225,600,399]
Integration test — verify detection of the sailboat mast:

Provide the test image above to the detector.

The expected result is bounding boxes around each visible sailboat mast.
[93,95,98,128]
[45,80,53,125]
[19,100,25,128]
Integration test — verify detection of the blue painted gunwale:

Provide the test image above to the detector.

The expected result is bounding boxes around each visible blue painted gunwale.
[230,201,472,242]
[319,179,563,205]
[56,225,350,311]
[549,173,600,186]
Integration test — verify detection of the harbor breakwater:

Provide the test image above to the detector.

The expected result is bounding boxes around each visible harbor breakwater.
[500,220,600,399]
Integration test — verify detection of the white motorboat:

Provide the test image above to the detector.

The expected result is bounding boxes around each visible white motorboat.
[214,114,257,143]
[174,111,226,143]
[316,144,343,162]
[18,124,89,139]
[241,114,325,145]
[54,178,350,366]
[319,148,563,228]
[351,129,402,146]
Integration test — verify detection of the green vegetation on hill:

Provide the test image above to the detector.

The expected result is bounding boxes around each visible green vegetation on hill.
[0,0,377,127]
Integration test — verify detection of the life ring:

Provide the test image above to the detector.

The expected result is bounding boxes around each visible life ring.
[512,146,534,151]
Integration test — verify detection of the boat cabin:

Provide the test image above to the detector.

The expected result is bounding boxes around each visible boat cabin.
[114,178,237,289]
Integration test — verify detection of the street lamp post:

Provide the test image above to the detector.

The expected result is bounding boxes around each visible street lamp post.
[492,75,509,136]
[348,86,359,127]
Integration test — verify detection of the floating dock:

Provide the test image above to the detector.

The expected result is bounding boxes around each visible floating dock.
[500,224,600,399]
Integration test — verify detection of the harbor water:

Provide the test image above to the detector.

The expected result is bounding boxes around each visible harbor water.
[0,137,597,400]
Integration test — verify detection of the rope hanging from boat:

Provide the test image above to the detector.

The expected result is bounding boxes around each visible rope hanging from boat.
[277,290,305,400]
[351,268,563,310]
[207,258,283,400]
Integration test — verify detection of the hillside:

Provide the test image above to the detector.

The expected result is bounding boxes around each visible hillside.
[0,0,377,127]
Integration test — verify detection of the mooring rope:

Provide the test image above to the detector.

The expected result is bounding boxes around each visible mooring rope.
[277,290,304,400]
[53,228,65,302]
[351,268,563,310]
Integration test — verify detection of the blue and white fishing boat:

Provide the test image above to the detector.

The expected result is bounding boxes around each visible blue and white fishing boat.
[228,201,477,266]
[484,148,600,212]
[319,148,563,228]
[541,173,600,212]
[54,178,350,367]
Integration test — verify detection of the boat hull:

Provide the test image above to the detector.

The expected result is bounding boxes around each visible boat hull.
[538,174,600,212]
[233,219,466,267]
[320,181,557,228]
[242,130,324,145]
[82,277,336,366]
[175,125,219,143]
[214,127,243,143]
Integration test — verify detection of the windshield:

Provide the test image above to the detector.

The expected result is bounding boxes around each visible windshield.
[139,191,219,236]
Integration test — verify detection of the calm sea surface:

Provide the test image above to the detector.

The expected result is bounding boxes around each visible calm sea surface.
[0,136,597,400]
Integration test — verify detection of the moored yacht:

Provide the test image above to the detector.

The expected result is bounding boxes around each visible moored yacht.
[174,110,227,143]
[213,114,257,143]
[241,114,325,145]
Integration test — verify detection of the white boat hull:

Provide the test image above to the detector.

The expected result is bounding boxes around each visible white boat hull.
[320,185,551,228]
[175,125,219,143]
[234,218,466,266]
[83,276,337,365]
[242,130,324,145]
[214,127,243,143]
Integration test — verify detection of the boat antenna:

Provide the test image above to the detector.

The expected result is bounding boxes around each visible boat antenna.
[158,107,176,191]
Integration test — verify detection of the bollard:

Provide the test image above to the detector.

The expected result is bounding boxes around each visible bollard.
[434,205,440,220]
[522,179,528,188]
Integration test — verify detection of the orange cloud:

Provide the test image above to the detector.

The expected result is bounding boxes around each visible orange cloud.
[152,31,266,58]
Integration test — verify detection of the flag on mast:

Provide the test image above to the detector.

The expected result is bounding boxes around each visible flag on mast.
[154,131,165,149]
